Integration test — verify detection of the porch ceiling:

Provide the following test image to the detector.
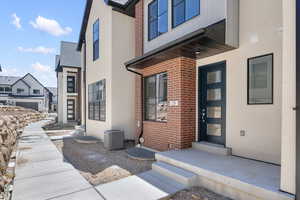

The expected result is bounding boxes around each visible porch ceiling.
[125,20,234,69]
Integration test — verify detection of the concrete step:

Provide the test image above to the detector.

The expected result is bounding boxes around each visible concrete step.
[192,142,232,156]
[96,170,186,200]
[152,161,197,187]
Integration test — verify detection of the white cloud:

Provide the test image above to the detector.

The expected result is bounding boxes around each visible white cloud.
[0,67,24,77]
[18,46,55,54]
[31,62,51,73]
[31,62,56,87]
[30,16,72,36]
[11,13,21,29]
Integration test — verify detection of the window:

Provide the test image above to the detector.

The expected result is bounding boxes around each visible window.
[148,0,168,40]
[88,79,106,121]
[93,19,100,61]
[67,76,75,93]
[33,89,40,94]
[17,88,24,94]
[0,87,4,92]
[5,87,11,92]
[172,0,200,27]
[248,54,273,104]
[144,73,168,122]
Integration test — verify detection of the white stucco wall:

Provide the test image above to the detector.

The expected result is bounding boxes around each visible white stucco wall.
[84,0,135,140]
[280,0,296,194]
[85,0,113,140]
[111,11,136,140]
[196,0,283,164]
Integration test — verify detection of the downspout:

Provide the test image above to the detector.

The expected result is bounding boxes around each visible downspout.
[125,66,144,144]
[83,40,87,134]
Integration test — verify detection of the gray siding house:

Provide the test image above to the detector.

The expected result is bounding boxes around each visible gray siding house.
[56,41,85,125]
[0,73,52,112]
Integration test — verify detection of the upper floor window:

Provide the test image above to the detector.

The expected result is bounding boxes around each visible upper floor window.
[93,19,100,61]
[17,88,24,94]
[5,87,11,92]
[148,0,168,40]
[33,89,40,94]
[0,87,4,92]
[172,0,200,28]
[67,76,75,93]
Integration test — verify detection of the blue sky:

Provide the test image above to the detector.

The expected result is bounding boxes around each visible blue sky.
[0,0,85,87]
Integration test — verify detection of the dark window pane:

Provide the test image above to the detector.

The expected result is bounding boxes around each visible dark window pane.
[93,20,100,60]
[173,1,185,27]
[186,0,200,20]
[158,0,168,15]
[145,76,156,99]
[173,0,184,6]
[145,104,156,120]
[158,13,168,34]
[149,1,158,21]
[149,21,158,40]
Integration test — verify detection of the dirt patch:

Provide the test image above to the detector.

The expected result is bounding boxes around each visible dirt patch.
[169,187,232,200]
[52,139,153,186]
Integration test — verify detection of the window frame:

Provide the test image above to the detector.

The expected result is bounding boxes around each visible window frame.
[67,76,76,93]
[172,0,200,28]
[17,88,24,94]
[33,89,40,95]
[88,79,106,121]
[148,0,168,41]
[144,72,168,122]
[247,53,274,105]
[93,19,100,61]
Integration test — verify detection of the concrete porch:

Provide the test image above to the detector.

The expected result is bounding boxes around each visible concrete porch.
[156,146,295,200]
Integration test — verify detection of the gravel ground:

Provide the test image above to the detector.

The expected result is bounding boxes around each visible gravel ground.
[43,123,75,131]
[52,138,153,186]
[169,187,232,200]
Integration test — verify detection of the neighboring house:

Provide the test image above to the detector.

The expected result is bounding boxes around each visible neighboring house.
[77,0,135,140]
[47,87,58,112]
[56,41,85,125]
[0,74,52,112]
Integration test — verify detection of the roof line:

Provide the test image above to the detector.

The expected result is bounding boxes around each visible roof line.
[77,0,137,51]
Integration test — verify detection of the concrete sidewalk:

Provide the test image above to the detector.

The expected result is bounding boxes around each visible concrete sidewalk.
[12,120,104,200]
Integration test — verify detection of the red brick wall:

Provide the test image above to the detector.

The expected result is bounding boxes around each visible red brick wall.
[135,57,196,151]
[135,0,144,57]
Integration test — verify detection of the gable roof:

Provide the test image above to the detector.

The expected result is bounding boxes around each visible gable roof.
[56,41,81,72]
[47,87,57,96]
[77,0,137,50]
[22,73,51,93]
[11,78,31,88]
[0,76,21,85]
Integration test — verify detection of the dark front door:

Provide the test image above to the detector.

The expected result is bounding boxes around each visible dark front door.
[198,61,226,145]
[67,99,75,121]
